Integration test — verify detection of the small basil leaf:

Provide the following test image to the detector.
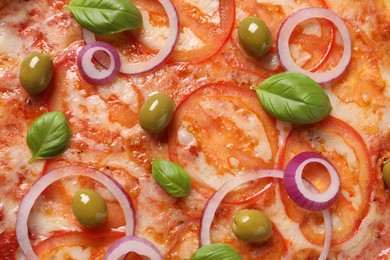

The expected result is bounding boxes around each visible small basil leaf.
[254,72,332,124]
[65,0,142,34]
[27,111,72,163]
[152,159,191,197]
[190,244,242,260]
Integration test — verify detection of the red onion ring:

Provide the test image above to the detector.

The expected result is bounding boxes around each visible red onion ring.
[16,166,135,260]
[200,169,284,246]
[77,41,121,85]
[82,0,179,75]
[277,8,352,84]
[283,152,340,211]
[103,236,163,260]
[320,209,332,260]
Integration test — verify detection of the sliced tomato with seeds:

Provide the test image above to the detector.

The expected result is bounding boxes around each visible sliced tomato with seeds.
[332,23,389,107]
[278,116,373,245]
[168,82,280,203]
[170,0,235,62]
[33,231,124,259]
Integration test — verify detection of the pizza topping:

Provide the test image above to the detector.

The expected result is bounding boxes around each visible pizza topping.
[277,7,352,84]
[152,158,191,197]
[383,160,390,188]
[231,209,273,243]
[254,72,332,124]
[104,236,163,260]
[65,0,142,34]
[27,111,72,163]
[77,41,121,85]
[19,51,54,94]
[238,16,272,57]
[72,189,108,228]
[283,152,340,211]
[16,166,136,260]
[190,243,242,260]
[139,93,175,134]
[82,0,179,75]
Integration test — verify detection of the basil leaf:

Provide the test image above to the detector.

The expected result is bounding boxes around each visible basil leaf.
[190,244,242,260]
[254,72,332,124]
[27,111,72,163]
[152,159,191,197]
[65,0,142,34]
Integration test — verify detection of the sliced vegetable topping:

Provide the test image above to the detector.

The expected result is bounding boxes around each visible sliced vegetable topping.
[152,158,191,197]
[27,111,72,163]
[77,41,121,85]
[254,72,332,124]
[65,0,142,34]
[19,51,54,94]
[238,16,272,57]
[190,243,242,260]
[16,166,135,260]
[82,0,179,74]
[72,189,107,228]
[104,236,163,260]
[283,152,340,211]
[277,7,352,84]
[139,93,175,134]
[231,209,273,243]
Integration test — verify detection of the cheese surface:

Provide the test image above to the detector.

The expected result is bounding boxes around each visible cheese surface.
[0,0,389,259]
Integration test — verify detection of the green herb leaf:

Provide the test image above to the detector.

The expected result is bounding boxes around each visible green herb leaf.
[27,111,72,163]
[65,0,142,34]
[190,244,242,260]
[152,159,191,197]
[254,71,332,124]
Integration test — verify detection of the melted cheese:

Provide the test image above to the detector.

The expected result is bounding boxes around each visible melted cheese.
[183,0,220,24]
[0,25,24,56]
[65,70,123,132]
[48,246,91,260]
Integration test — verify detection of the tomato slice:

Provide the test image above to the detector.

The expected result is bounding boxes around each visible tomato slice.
[33,231,124,259]
[170,0,235,62]
[332,23,389,107]
[167,82,280,203]
[105,0,234,63]
[279,116,373,245]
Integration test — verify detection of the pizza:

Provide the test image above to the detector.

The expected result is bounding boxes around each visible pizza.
[0,0,389,259]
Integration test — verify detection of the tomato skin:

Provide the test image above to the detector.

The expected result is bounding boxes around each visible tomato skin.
[168,82,280,203]
[33,231,124,259]
[278,116,373,245]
